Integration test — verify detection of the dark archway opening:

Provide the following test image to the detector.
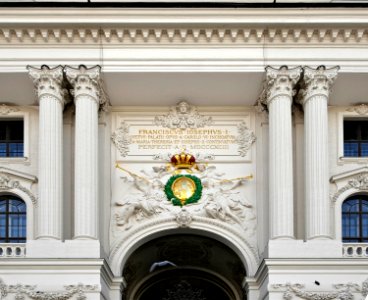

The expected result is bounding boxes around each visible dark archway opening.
[123,234,246,300]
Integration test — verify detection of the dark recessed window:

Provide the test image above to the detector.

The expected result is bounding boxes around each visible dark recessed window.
[342,195,368,243]
[344,120,368,157]
[0,120,24,157]
[0,195,27,243]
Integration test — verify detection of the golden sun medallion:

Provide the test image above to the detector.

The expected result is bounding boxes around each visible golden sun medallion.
[172,176,197,205]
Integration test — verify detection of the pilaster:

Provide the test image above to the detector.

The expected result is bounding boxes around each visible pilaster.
[264,66,302,239]
[65,65,104,240]
[28,65,66,240]
[300,65,339,240]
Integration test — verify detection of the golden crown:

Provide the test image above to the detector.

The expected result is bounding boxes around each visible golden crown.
[170,152,196,169]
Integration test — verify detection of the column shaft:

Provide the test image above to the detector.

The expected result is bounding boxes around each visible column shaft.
[265,66,302,239]
[65,65,103,240]
[269,96,294,239]
[28,66,65,240]
[302,66,339,240]
[74,96,99,239]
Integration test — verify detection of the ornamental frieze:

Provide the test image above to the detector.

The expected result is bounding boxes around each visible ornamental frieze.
[0,278,98,300]
[272,278,368,300]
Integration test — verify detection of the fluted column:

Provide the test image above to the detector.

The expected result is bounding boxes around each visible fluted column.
[301,66,339,240]
[65,65,103,240]
[28,65,66,240]
[264,66,302,239]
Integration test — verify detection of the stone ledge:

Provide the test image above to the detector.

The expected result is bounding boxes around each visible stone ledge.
[26,240,101,258]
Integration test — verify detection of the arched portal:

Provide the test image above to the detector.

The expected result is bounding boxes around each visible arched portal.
[122,234,246,300]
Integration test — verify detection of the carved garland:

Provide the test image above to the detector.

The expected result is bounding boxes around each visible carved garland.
[272,279,368,300]
[111,121,130,157]
[0,279,98,300]
[346,104,368,115]
[332,173,368,202]
[0,104,19,116]
[236,121,256,157]
[0,174,37,205]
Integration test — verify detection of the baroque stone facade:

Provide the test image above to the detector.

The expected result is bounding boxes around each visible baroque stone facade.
[0,2,368,300]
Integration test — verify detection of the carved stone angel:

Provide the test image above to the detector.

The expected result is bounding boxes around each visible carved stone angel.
[115,167,170,230]
[199,166,253,225]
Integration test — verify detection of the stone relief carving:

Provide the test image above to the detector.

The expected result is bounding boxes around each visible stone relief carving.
[0,279,97,300]
[272,279,368,300]
[28,65,67,106]
[175,208,192,227]
[115,166,171,230]
[263,66,302,106]
[346,104,368,115]
[300,66,339,103]
[154,101,212,129]
[111,121,131,157]
[332,173,368,202]
[236,121,256,157]
[0,278,7,300]
[163,280,206,300]
[113,164,256,242]
[0,174,37,205]
[65,65,109,110]
[0,104,19,116]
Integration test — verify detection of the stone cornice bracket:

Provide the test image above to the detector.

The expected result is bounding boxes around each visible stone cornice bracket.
[64,65,109,109]
[299,65,339,105]
[27,65,67,107]
[263,65,302,106]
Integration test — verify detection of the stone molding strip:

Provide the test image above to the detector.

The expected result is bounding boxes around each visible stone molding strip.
[1,27,368,44]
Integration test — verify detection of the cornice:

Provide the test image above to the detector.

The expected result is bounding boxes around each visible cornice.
[1,8,368,25]
[0,8,368,45]
[1,27,368,45]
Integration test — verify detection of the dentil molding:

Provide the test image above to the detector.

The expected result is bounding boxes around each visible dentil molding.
[1,27,368,45]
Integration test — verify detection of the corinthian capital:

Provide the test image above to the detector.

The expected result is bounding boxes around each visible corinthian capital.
[263,66,302,106]
[27,65,66,106]
[64,65,107,107]
[300,65,339,105]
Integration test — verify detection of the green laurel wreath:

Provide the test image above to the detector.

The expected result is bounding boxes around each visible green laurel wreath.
[164,174,203,207]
